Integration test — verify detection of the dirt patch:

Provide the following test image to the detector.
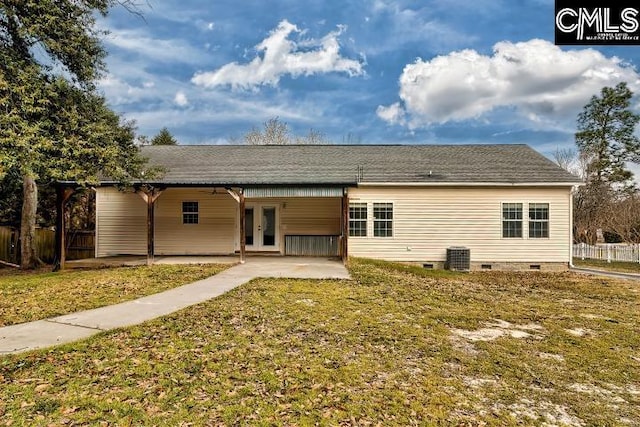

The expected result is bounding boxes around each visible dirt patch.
[539,352,565,362]
[570,383,629,404]
[452,327,507,342]
[580,313,610,320]
[449,335,480,355]
[493,399,585,426]
[565,328,595,337]
[607,384,640,396]
[451,319,545,342]
[462,376,499,388]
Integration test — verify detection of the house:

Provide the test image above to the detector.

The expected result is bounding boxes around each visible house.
[60,144,581,270]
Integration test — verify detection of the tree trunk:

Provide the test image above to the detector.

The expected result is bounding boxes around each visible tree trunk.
[20,172,40,269]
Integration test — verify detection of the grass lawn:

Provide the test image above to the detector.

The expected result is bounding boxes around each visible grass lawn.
[0,264,230,327]
[574,258,640,274]
[1,258,638,425]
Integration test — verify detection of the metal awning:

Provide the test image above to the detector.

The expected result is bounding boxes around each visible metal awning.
[243,187,344,198]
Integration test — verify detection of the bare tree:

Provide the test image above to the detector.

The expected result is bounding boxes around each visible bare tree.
[244,118,290,145]
[553,147,591,180]
[241,118,328,145]
[342,132,362,144]
[602,193,640,243]
[554,147,578,176]
[573,183,611,244]
[294,129,328,145]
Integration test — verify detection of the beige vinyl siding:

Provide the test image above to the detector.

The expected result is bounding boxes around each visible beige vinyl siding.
[242,197,341,253]
[242,197,340,237]
[347,186,572,263]
[97,189,342,257]
[96,188,146,256]
[96,188,237,256]
[278,197,341,236]
[97,184,573,263]
[155,189,236,255]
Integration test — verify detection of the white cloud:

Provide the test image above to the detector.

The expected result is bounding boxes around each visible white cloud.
[364,2,477,55]
[191,20,364,89]
[378,39,640,128]
[125,89,320,138]
[376,102,405,125]
[103,27,204,64]
[98,74,152,105]
[174,91,189,107]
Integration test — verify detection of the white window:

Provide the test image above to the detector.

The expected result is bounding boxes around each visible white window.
[349,203,367,237]
[502,203,522,238]
[182,201,199,224]
[529,203,549,238]
[373,203,393,237]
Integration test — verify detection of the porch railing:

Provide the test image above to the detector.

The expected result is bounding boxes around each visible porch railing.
[285,235,340,257]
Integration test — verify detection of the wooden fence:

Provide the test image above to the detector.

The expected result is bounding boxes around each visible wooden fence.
[573,243,640,263]
[37,228,55,264]
[0,226,94,265]
[0,226,19,265]
[66,230,95,260]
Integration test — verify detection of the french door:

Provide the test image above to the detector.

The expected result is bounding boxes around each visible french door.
[243,204,279,252]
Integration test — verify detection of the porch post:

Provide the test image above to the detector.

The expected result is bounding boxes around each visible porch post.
[136,186,164,266]
[225,187,245,264]
[147,193,154,265]
[240,191,246,264]
[53,185,75,271]
[341,190,348,264]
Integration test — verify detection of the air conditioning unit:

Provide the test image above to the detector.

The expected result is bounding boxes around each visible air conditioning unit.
[446,247,470,271]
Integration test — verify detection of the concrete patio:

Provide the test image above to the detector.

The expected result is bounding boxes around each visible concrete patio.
[66,255,239,268]
[65,255,347,275]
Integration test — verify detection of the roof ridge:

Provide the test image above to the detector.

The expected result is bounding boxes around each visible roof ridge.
[141,143,531,148]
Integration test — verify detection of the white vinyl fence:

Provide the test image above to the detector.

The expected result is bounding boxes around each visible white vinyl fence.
[573,243,640,263]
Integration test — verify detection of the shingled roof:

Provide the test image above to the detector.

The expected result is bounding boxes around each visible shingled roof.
[135,144,581,186]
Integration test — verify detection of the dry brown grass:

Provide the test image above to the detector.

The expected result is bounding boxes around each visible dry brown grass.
[0,258,638,425]
[0,264,230,326]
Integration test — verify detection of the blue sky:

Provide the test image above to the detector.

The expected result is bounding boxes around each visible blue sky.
[98,0,640,161]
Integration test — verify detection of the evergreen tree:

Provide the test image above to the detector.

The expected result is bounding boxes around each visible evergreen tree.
[0,1,147,268]
[575,82,640,188]
[151,127,178,145]
[573,82,640,243]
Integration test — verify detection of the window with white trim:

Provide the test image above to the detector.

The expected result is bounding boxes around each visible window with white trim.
[502,203,522,238]
[528,203,549,238]
[373,203,393,237]
[182,201,199,224]
[349,203,367,237]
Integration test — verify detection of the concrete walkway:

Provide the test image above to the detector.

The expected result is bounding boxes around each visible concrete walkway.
[0,257,350,355]
[570,266,640,281]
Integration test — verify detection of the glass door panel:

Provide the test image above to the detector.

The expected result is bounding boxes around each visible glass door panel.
[244,208,254,246]
[262,207,276,247]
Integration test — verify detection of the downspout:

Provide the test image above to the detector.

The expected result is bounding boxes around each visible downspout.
[569,185,577,268]
[94,188,99,259]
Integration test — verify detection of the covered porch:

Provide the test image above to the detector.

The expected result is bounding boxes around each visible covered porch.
[55,185,350,270]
